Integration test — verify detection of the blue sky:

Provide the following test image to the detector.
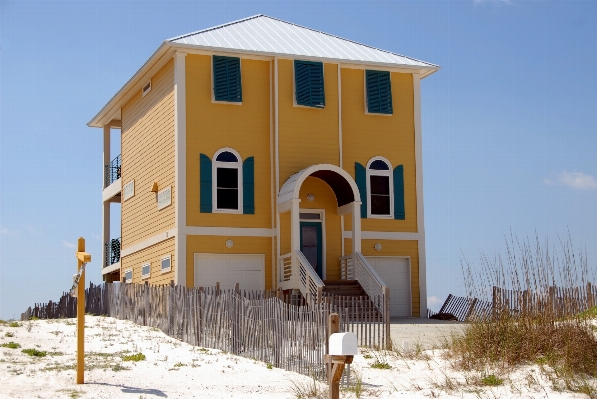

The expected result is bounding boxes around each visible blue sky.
[1,1,595,319]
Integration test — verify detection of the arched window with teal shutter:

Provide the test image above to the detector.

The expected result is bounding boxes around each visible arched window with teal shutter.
[393,165,405,220]
[243,157,254,214]
[355,162,367,219]
[199,154,212,213]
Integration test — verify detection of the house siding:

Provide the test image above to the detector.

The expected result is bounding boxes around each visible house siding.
[341,68,418,232]
[121,59,176,249]
[121,237,175,285]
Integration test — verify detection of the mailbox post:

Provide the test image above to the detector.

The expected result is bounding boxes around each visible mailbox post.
[74,237,91,384]
[325,313,358,399]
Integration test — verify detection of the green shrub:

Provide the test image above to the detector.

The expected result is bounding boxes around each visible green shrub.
[1,342,21,349]
[4,332,14,338]
[22,348,47,357]
[9,322,21,328]
[481,375,503,386]
[121,353,145,362]
[370,360,392,369]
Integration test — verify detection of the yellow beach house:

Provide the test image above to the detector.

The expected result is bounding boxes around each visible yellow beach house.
[88,15,439,318]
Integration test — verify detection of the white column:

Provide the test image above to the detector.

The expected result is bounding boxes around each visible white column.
[290,199,301,253]
[102,125,111,271]
[174,51,187,287]
[413,72,427,318]
[351,201,362,254]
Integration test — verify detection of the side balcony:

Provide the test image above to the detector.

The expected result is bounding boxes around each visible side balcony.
[103,237,121,274]
[102,154,121,203]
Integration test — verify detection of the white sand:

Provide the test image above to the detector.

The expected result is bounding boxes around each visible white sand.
[0,316,593,398]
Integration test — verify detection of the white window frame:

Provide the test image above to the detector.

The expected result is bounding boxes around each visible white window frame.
[366,156,394,219]
[363,70,393,116]
[142,80,151,97]
[161,255,172,274]
[124,268,133,283]
[212,147,243,214]
[293,60,325,109]
[141,262,151,279]
[211,55,243,105]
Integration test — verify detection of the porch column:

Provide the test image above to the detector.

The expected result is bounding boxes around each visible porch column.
[290,199,301,252]
[351,201,362,253]
[101,125,111,270]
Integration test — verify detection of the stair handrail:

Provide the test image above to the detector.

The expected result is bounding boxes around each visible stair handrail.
[353,252,387,309]
[339,255,355,280]
[295,250,324,304]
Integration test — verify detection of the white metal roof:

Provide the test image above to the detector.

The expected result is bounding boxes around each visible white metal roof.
[169,15,438,71]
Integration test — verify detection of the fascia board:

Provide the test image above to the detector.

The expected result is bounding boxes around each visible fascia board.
[167,42,440,76]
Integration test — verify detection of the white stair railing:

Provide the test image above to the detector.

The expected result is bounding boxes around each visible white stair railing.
[339,252,387,311]
[278,251,324,303]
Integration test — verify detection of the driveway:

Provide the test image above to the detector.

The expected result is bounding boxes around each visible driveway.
[388,317,466,350]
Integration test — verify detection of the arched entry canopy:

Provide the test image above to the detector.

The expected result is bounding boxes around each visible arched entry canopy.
[278,164,362,256]
[278,164,361,209]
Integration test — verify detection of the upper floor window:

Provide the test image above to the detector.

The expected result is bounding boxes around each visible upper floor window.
[213,56,242,103]
[294,60,325,108]
[367,157,393,218]
[213,149,243,212]
[365,70,392,114]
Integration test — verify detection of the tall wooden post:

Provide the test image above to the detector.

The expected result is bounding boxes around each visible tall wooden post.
[327,313,340,399]
[76,237,88,384]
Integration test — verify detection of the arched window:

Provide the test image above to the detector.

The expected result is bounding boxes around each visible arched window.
[213,148,243,213]
[366,157,393,218]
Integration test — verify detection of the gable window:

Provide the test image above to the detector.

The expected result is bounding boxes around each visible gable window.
[365,70,392,114]
[213,56,242,103]
[124,269,132,283]
[366,157,393,218]
[161,255,171,273]
[213,148,243,213]
[141,262,151,279]
[294,60,325,108]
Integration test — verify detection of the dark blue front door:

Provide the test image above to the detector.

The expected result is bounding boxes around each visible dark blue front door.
[300,222,323,279]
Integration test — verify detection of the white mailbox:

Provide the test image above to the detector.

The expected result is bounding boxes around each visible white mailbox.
[329,332,358,356]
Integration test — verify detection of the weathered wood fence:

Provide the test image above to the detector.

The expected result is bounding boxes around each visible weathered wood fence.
[434,282,597,322]
[22,282,389,379]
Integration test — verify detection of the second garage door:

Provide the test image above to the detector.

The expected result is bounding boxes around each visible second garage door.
[194,253,265,291]
[365,256,411,317]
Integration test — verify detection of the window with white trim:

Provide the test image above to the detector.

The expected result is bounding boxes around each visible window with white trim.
[161,255,171,273]
[124,269,133,283]
[212,148,243,213]
[141,262,151,279]
[366,157,393,218]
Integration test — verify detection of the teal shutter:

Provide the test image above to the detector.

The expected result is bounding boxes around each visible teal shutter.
[393,165,405,220]
[200,154,212,213]
[294,60,325,108]
[366,70,393,114]
[355,162,367,219]
[213,56,242,102]
[243,157,255,214]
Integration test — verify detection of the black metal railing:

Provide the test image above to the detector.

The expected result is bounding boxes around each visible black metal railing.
[104,237,121,267]
[104,154,121,188]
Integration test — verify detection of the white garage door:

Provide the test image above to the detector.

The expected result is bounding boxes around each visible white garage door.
[366,257,411,317]
[194,253,265,291]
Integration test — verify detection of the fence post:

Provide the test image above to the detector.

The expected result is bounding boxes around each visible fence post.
[384,287,391,349]
[588,282,594,308]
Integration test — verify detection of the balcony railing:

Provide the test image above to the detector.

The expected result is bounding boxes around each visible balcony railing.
[104,154,121,188]
[104,237,121,267]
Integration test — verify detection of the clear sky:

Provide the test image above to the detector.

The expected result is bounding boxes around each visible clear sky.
[1,0,595,319]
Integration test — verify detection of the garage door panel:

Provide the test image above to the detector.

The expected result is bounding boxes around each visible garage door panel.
[366,256,411,317]
[194,254,265,291]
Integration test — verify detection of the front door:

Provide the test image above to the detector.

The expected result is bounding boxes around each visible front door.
[300,222,323,279]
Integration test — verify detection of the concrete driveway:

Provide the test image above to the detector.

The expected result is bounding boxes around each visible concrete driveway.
[388,318,467,350]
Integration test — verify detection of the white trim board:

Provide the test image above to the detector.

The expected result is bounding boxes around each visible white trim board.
[102,261,121,275]
[174,51,187,287]
[343,231,421,240]
[102,178,122,203]
[121,228,177,257]
[186,226,276,237]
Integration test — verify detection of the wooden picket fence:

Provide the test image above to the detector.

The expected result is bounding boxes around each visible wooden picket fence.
[434,282,597,322]
[21,282,389,379]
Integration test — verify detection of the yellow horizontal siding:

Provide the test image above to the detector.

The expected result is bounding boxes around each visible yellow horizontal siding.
[341,68,418,233]
[185,55,272,228]
[121,59,175,248]
[121,237,175,285]
[278,60,339,183]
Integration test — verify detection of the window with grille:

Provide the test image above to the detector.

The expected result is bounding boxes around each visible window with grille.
[366,70,392,114]
[213,56,242,102]
[294,60,325,108]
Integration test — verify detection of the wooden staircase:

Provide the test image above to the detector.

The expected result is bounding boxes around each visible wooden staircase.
[321,280,383,321]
